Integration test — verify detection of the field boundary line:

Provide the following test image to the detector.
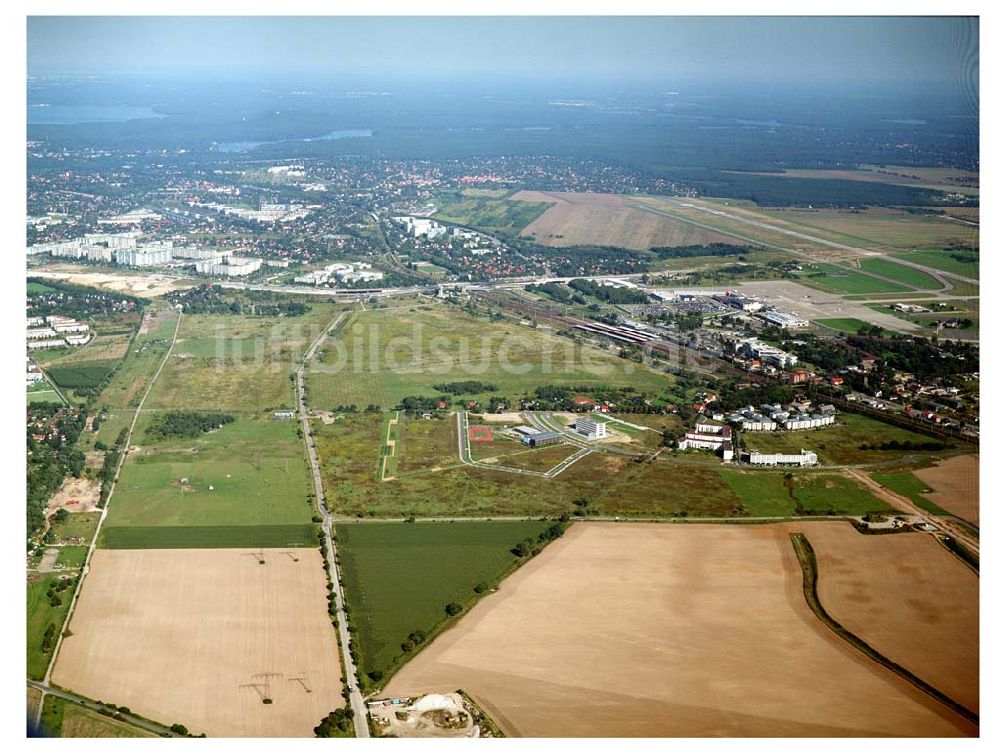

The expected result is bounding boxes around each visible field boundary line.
[42,308,183,689]
[790,532,978,726]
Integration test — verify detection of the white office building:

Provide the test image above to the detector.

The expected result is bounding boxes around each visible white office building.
[575,417,608,439]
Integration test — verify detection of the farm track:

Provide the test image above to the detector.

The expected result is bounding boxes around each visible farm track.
[790,533,978,727]
[37,308,183,731]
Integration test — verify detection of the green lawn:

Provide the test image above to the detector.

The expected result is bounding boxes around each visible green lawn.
[306,304,672,411]
[336,521,554,684]
[858,257,943,289]
[720,470,888,516]
[27,575,76,680]
[101,524,319,549]
[904,249,979,280]
[26,389,63,404]
[802,264,908,294]
[740,413,949,465]
[870,471,950,515]
[103,415,316,547]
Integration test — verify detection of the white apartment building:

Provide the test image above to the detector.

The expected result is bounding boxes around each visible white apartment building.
[28,339,67,350]
[194,257,262,277]
[115,246,172,267]
[747,449,818,467]
[26,327,57,340]
[783,413,836,430]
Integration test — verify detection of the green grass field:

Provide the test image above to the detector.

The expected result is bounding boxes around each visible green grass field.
[740,413,949,465]
[74,309,180,450]
[858,257,943,289]
[26,389,63,404]
[396,416,459,473]
[46,512,99,544]
[103,415,316,547]
[55,545,90,569]
[814,318,869,333]
[147,306,338,411]
[720,470,888,516]
[101,523,319,549]
[305,304,672,411]
[432,191,553,235]
[58,704,153,738]
[903,249,979,280]
[336,521,554,682]
[802,264,909,294]
[870,471,950,515]
[27,575,76,680]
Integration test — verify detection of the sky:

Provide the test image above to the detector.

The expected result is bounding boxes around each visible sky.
[27,16,978,86]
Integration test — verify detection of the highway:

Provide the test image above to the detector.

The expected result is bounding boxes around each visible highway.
[295,312,371,738]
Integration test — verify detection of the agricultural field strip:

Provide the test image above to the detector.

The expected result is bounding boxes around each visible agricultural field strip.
[633,197,975,287]
[35,308,182,728]
[296,311,371,738]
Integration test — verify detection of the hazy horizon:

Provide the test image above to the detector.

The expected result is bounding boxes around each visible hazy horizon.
[28,16,979,89]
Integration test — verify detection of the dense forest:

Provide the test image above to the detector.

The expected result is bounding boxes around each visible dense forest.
[145,411,236,441]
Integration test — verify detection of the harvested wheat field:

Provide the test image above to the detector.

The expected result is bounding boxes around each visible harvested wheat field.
[52,548,343,737]
[512,190,738,250]
[915,455,979,525]
[383,522,975,737]
[807,522,978,713]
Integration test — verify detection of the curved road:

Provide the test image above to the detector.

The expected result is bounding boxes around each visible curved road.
[296,312,371,738]
[28,679,177,737]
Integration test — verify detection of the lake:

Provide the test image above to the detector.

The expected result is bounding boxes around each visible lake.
[217,129,373,152]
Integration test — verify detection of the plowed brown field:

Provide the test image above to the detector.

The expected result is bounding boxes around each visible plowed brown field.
[914,455,979,525]
[513,190,738,250]
[52,548,343,737]
[383,522,976,737]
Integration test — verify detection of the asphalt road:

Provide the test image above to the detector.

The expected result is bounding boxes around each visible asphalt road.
[296,312,371,738]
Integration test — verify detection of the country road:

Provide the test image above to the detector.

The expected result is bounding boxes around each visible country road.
[295,311,371,738]
[27,679,177,737]
[36,307,183,732]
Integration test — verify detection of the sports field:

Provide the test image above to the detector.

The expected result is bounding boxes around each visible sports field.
[147,306,338,411]
[740,413,948,465]
[807,522,978,713]
[336,521,554,683]
[102,415,316,548]
[305,304,671,411]
[383,522,974,737]
[51,548,344,737]
[513,190,738,249]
